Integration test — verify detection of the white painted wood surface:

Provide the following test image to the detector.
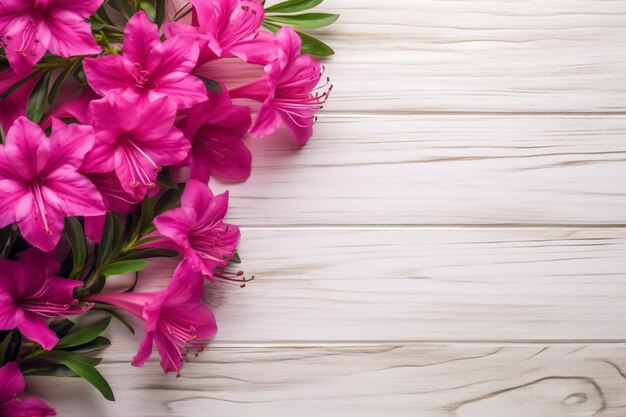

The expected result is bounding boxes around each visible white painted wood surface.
[40,1,626,416]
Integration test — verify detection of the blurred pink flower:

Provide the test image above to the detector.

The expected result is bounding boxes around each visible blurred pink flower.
[165,0,276,66]
[81,93,190,198]
[0,0,102,74]
[0,117,105,251]
[154,179,239,278]
[0,70,41,132]
[84,172,142,243]
[0,362,56,416]
[88,259,217,373]
[0,248,86,350]
[83,11,207,109]
[178,87,252,182]
[231,26,331,146]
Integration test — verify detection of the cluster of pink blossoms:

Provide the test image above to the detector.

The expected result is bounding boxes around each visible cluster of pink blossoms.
[0,0,333,411]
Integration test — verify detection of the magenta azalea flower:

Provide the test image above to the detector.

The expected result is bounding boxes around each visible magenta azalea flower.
[81,93,190,197]
[0,0,102,74]
[154,179,239,279]
[83,11,207,109]
[0,117,105,251]
[178,87,252,182]
[89,259,217,373]
[0,362,56,416]
[231,26,331,146]
[165,0,276,66]
[0,248,87,350]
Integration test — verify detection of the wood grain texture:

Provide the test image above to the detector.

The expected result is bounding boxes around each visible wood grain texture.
[208,0,626,113]
[209,115,626,226]
[27,343,626,417]
[133,228,626,341]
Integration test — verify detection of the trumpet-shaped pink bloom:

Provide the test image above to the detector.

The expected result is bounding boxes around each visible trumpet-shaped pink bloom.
[0,117,105,251]
[0,248,87,350]
[230,26,331,146]
[154,179,239,279]
[178,87,252,182]
[0,362,56,417]
[83,11,207,109]
[81,93,190,197]
[88,259,217,373]
[0,0,102,74]
[165,0,276,66]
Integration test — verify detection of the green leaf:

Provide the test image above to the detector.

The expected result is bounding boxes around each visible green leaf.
[69,336,111,354]
[154,0,166,25]
[196,75,222,92]
[265,0,323,13]
[48,57,83,106]
[21,365,78,377]
[156,175,179,190]
[98,212,123,267]
[65,217,87,280]
[229,252,242,264]
[297,30,335,56]
[139,0,156,20]
[55,318,111,349]
[41,351,114,401]
[266,13,338,29]
[101,260,149,276]
[96,307,135,335]
[0,331,12,365]
[52,319,78,338]
[117,248,179,261]
[108,0,134,19]
[263,22,334,56]
[26,71,51,123]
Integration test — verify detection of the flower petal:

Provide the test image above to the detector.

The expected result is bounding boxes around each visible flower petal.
[121,11,162,71]
[131,331,154,368]
[153,208,192,246]
[83,55,134,97]
[43,172,106,217]
[39,14,101,57]
[17,203,64,252]
[4,117,49,180]
[0,362,25,402]
[19,312,59,350]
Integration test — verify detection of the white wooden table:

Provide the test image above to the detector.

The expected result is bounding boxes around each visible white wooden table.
[29,1,626,415]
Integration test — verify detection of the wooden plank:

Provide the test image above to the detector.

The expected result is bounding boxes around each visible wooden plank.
[208,115,626,226]
[204,0,626,113]
[131,228,626,341]
[26,343,626,417]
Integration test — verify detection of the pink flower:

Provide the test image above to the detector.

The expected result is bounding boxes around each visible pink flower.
[230,26,331,146]
[0,70,41,132]
[154,179,239,278]
[0,117,105,251]
[88,259,217,373]
[83,11,207,109]
[165,0,276,66]
[81,93,190,198]
[0,362,56,416]
[0,248,87,350]
[0,0,102,74]
[178,87,252,182]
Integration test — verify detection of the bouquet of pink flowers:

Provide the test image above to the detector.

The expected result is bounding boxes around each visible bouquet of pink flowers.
[0,0,336,413]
